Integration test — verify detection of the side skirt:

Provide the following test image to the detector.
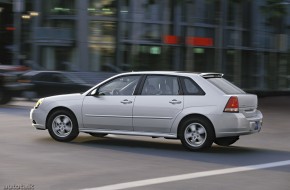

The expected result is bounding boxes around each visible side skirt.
[79,128,177,138]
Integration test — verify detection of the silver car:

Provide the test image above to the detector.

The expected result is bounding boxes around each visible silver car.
[30,72,263,151]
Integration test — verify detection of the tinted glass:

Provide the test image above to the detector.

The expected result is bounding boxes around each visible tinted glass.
[207,78,245,94]
[141,75,179,95]
[182,77,205,95]
[35,73,54,82]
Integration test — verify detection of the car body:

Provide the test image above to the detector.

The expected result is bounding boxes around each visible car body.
[19,71,93,99]
[0,65,31,104]
[30,71,263,151]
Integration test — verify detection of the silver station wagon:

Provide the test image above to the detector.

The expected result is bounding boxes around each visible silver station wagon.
[30,71,263,151]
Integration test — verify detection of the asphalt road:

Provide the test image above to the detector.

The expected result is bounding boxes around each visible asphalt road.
[0,97,289,190]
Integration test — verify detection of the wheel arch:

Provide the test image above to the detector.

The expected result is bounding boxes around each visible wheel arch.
[177,113,216,139]
[45,106,78,129]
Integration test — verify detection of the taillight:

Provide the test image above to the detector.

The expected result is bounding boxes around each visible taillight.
[224,96,239,113]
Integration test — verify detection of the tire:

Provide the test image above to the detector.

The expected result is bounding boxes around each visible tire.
[88,133,108,137]
[214,136,239,146]
[179,117,215,151]
[47,109,79,142]
[0,89,12,104]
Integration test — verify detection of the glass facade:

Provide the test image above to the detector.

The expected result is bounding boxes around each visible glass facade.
[27,0,290,92]
[89,21,116,71]
[88,0,117,17]
[47,0,76,15]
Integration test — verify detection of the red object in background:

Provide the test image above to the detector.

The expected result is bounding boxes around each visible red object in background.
[163,35,179,44]
[5,27,16,31]
[0,65,30,71]
[186,37,213,46]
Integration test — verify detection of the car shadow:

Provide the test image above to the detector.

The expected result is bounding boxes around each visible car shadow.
[58,135,290,172]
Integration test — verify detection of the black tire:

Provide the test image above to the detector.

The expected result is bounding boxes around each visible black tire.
[88,133,108,137]
[179,116,215,151]
[47,109,79,142]
[0,89,12,104]
[214,136,239,146]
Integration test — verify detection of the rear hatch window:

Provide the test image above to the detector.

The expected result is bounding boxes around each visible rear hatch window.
[207,78,245,94]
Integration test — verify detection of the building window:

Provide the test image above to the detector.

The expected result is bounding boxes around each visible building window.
[121,44,174,71]
[88,0,117,17]
[89,21,116,71]
[89,21,116,43]
[131,23,162,42]
[142,0,162,21]
[119,0,130,19]
[48,0,76,15]
[183,0,195,22]
[192,48,215,72]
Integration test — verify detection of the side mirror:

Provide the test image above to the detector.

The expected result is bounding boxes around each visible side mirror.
[90,89,98,96]
[90,89,106,97]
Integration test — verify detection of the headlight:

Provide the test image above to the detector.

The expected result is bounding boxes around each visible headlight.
[34,98,44,109]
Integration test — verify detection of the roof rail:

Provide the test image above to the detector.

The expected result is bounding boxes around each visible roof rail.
[200,73,224,78]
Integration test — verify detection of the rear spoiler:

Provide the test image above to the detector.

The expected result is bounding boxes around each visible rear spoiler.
[200,73,224,79]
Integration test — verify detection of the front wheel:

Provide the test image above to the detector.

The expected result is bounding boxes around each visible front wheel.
[47,110,79,142]
[179,117,215,151]
[214,136,239,146]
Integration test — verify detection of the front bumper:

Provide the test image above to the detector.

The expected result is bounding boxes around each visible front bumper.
[30,108,46,130]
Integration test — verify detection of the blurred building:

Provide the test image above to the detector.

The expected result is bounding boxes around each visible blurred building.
[16,0,290,91]
[0,0,13,64]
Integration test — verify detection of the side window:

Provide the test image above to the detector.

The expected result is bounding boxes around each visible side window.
[51,74,63,83]
[36,73,69,83]
[35,73,49,82]
[95,75,140,96]
[182,77,205,95]
[141,75,180,95]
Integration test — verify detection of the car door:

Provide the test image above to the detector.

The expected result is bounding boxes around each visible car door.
[82,75,141,131]
[34,72,68,97]
[34,73,58,97]
[133,75,183,133]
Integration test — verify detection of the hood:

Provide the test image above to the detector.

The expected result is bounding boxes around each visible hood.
[44,93,84,101]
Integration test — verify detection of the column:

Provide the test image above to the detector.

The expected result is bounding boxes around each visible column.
[76,0,89,71]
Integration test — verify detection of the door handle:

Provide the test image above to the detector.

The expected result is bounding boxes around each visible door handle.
[121,99,132,104]
[169,99,182,104]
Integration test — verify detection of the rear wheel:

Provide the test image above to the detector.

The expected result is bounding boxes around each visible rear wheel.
[179,117,215,151]
[214,136,239,146]
[47,110,79,142]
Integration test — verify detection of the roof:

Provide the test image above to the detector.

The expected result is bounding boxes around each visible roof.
[119,71,224,78]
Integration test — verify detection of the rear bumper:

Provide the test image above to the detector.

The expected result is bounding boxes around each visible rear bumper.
[212,110,263,138]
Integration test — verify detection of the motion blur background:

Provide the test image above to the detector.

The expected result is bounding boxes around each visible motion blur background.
[1,0,290,93]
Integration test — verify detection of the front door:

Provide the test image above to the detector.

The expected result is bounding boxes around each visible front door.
[82,75,141,131]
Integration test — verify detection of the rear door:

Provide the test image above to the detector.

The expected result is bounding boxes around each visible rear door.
[133,75,183,133]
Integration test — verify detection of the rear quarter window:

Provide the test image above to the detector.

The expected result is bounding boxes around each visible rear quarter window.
[181,77,205,95]
[207,78,245,94]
